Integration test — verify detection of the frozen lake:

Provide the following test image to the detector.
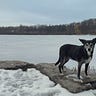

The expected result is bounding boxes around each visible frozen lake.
[0,35,96,68]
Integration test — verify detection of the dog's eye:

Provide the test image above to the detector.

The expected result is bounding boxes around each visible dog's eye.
[86,43,88,46]
[90,44,93,47]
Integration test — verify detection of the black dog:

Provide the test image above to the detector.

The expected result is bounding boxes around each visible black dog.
[55,38,96,79]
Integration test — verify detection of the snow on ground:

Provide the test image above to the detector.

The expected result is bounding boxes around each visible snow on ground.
[0,68,96,96]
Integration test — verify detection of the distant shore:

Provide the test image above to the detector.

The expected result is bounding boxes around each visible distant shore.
[0,18,96,35]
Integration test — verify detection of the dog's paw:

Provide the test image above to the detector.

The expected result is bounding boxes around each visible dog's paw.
[69,76,83,83]
[74,78,83,83]
[59,73,64,76]
[85,75,91,78]
[80,76,83,79]
[62,68,67,72]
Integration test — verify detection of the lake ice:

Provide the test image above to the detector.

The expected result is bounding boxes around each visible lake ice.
[0,35,96,68]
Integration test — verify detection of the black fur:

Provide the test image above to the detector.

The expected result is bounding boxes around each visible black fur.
[55,38,96,79]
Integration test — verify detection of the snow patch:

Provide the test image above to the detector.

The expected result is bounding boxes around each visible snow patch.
[0,68,95,96]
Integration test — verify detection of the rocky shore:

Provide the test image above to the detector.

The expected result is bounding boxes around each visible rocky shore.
[0,60,96,93]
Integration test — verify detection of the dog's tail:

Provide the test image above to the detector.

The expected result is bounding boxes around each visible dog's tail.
[55,57,60,66]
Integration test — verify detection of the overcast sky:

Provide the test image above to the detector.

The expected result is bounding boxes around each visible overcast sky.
[0,0,96,26]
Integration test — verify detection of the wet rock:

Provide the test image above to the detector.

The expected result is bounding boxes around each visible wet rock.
[36,63,96,93]
[0,61,36,71]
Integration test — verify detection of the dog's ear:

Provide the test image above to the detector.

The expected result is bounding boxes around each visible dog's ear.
[79,39,86,44]
[92,38,96,44]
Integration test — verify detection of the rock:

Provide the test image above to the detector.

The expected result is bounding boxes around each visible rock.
[36,63,96,93]
[0,61,36,71]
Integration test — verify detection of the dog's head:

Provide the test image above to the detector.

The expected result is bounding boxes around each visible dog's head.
[79,38,96,56]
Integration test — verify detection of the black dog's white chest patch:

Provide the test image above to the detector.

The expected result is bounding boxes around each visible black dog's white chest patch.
[84,57,92,64]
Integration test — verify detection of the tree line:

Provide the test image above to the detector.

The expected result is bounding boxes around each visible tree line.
[0,18,96,35]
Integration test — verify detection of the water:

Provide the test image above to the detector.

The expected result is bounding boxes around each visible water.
[0,35,96,68]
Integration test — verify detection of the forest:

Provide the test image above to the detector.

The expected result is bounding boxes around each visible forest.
[0,18,96,35]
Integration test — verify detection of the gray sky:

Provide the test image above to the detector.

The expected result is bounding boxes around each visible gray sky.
[0,0,96,26]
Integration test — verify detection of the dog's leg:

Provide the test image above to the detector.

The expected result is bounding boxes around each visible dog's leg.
[85,63,89,76]
[77,63,83,79]
[59,64,62,73]
[61,58,66,70]
[58,57,64,73]
[61,58,69,71]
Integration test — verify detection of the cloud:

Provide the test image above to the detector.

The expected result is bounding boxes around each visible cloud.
[0,0,96,26]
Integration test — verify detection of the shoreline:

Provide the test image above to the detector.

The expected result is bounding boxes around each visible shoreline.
[0,60,96,93]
